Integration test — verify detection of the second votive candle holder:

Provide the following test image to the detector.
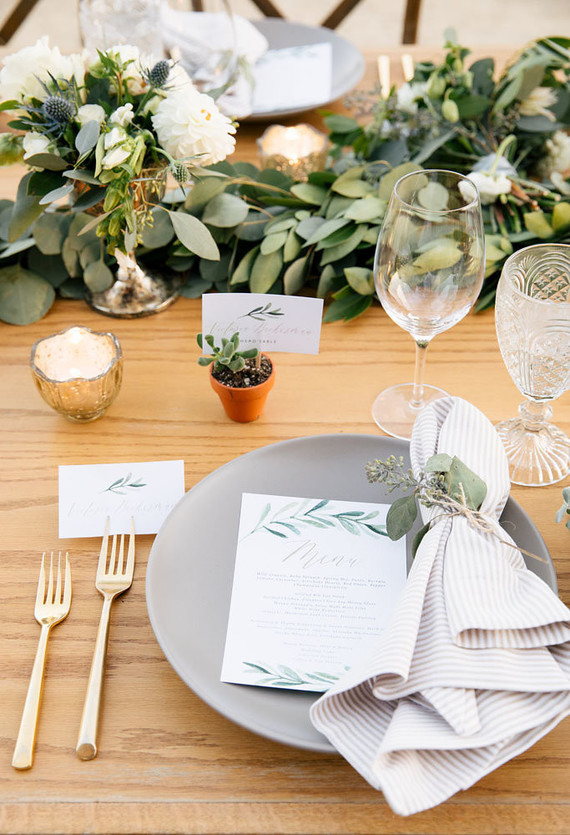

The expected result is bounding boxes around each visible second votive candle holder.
[257,123,328,181]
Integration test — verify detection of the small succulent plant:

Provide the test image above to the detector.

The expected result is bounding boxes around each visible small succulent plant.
[197,332,259,373]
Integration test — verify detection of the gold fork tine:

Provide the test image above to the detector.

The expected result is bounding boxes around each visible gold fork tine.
[35,554,46,609]
[12,553,72,770]
[98,517,110,575]
[77,518,136,760]
[55,552,62,604]
[126,519,135,579]
[63,554,72,610]
[46,552,54,605]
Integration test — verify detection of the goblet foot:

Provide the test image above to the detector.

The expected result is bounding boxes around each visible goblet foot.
[495,417,569,486]
[87,251,182,318]
[371,383,448,441]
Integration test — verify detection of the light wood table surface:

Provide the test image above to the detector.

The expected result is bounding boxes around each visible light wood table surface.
[1,49,569,835]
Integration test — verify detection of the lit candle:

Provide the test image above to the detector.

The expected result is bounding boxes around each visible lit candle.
[257,123,328,182]
[30,326,123,422]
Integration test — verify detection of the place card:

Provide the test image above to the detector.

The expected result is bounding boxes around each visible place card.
[252,42,333,113]
[221,492,408,692]
[202,293,323,355]
[58,460,185,538]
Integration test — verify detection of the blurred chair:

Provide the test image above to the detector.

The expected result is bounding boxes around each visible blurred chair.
[1,0,422,47]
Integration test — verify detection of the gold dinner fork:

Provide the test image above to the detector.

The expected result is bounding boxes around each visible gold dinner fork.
[76,518,135,760]
[12,553,72,770]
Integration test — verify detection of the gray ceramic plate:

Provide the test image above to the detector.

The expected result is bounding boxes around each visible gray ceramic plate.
[247,19,365,120]
[145,434,556,753]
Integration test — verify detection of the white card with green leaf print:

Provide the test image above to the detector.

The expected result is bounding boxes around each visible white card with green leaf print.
[221,492,407,692]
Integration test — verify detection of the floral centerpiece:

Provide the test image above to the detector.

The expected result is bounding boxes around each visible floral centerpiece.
[0,34,569,324]
[0,37,236,318]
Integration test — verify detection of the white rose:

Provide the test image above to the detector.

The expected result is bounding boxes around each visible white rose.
[0,36,85,104]
[519,86,557,121]
[464,171,511,205]
[77,103,106,125]
[396,82,427,115]
[22,132,53,159]
[101,145,131,169]
[151,87,236,166]
[109,103,134,127]
[104,126,126,149]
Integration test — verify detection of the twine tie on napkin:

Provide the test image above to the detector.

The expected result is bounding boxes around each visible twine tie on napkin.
[310,397,570,816]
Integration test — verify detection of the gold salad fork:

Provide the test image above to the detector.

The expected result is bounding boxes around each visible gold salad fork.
[76,518,135,760]
[12,553,72,770]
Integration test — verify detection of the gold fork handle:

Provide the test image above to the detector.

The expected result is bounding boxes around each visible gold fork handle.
[76,595,113,760]
[12,624,51,770]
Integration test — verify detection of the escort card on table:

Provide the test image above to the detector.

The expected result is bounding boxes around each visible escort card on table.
[59,460,185,537]
[221,492,408,692]
[202,293,324,355]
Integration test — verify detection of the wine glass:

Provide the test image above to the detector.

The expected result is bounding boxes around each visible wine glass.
[372,169,485,439]
[495,244,570,486]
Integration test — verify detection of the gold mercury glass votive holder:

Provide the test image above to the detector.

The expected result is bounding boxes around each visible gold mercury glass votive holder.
[257,124,328,181]
[30,326,123,422]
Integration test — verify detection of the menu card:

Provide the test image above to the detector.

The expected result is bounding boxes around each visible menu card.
[221,492,408,692]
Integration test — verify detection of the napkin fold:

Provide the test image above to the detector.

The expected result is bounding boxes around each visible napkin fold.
[310,397,570,816]
[161,3,268,118]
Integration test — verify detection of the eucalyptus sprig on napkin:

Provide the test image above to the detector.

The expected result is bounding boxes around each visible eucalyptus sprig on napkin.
[366,453,487,558]
[366,454,548,563]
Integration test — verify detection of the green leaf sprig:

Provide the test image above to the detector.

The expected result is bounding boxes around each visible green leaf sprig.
[366,454,547,563]
[366,454,487,557]
[556,487,570,531]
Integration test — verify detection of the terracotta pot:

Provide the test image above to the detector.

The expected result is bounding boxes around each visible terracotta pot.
[209,355,275,423]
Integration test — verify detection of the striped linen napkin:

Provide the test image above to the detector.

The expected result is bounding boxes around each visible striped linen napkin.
[310,397,570,816]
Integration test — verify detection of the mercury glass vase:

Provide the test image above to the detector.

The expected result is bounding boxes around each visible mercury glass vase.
[495,244,570,486]
[87,165,183,318]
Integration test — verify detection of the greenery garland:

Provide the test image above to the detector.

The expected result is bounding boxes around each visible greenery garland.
[1,33,569,325]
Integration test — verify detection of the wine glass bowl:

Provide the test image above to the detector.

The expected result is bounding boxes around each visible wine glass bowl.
[372,169,485,439]
[495,244,570,486]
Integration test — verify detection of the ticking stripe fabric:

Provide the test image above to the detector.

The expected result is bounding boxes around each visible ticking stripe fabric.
[310,397,570,816]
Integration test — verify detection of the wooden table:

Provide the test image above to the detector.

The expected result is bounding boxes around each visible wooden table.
[1,50,569,835]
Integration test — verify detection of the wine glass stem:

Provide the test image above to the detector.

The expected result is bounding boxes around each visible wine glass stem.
[411,340,429,409]
[519,399,553,431]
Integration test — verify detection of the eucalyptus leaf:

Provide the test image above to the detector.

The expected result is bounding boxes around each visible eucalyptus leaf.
[413,240,462,272]
[323,291,372,322]
[24,153,68,171]
[199,251,231,284]
[296,216,326,241]
[79,241,101,269]
[320,224,367,266]
[140,208,174,248]
[290,183,328,205]
[184,177,227,212]
[283,228,302,262]
[230,246,258,286]
[75,120,100,156]
[418,182,449,211]
[180,277,213,297]
[27,250,69,287]
[260,230,288,255]
[424,453,453,472]
[332,179,374,198]
[63,169,101,185]
[0,264,55,324]
[83,259,114,292]
[444,456,487,510]
[386,494,418,541]
[202,193,249,227]
[33,212,71,255]
[304,217,350,245]
[378,163,424,201]
[8,194,43,242]
[0,237,35,260]
[411,523,430,559]
[249,250,283,294]
[167,210,219,260]
[62,236,81,277]
[283,255,308,295]
[317,264,341,298]
[235,210,268,241]
[39,183,74,205]
[344,266,374,295]
[344,197,385,222]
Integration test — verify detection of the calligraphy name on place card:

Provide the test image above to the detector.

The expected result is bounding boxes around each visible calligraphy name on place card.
[59,460,185,538]
[221,492,408,692]
[202,293,324,355]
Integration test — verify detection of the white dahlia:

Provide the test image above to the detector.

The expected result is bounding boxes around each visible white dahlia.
[0,37,85,104]
[151,87,236,166]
